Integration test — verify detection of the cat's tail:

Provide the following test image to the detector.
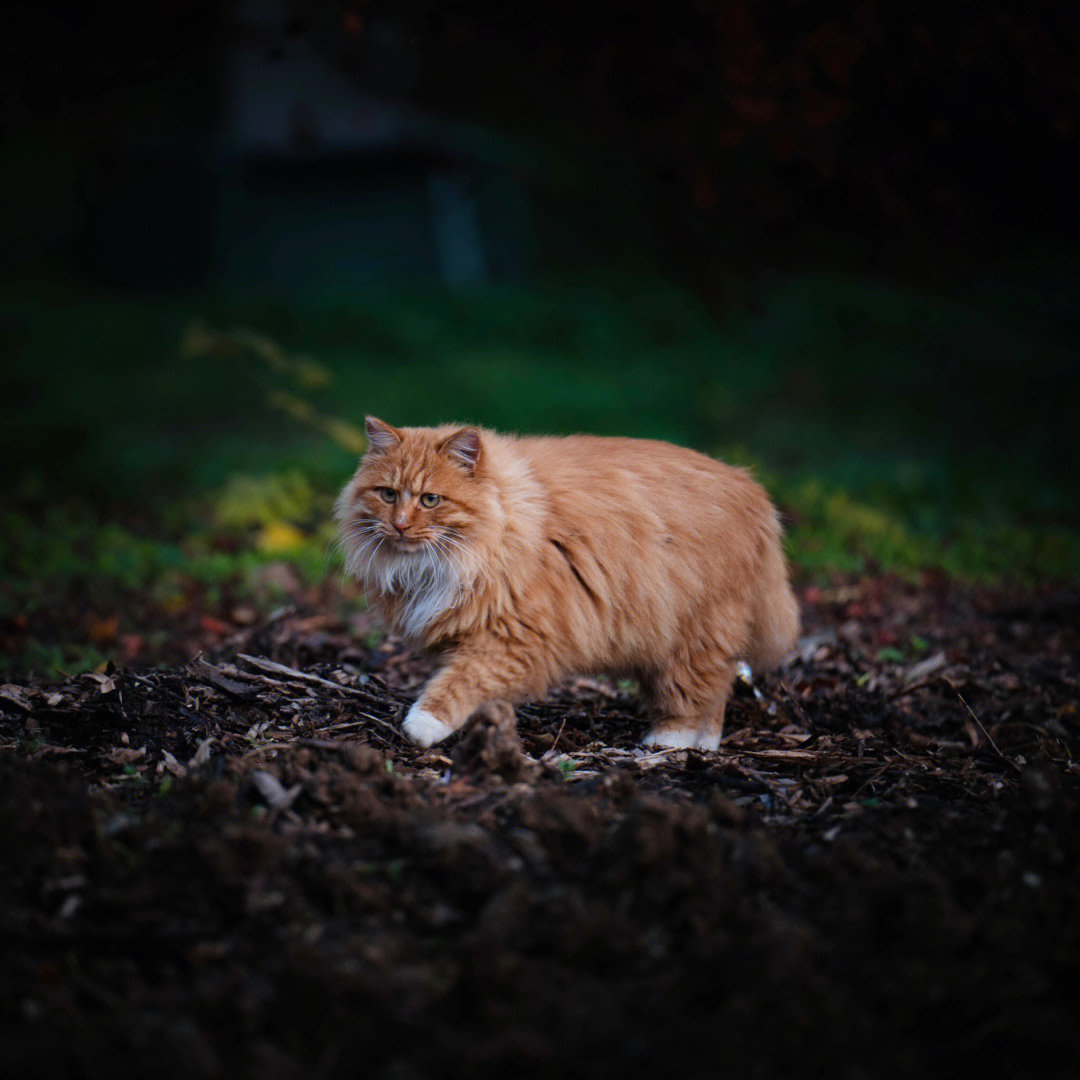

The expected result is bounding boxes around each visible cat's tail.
[747,515,800,673]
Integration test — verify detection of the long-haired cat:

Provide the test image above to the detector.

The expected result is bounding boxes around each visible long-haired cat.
[336,417,799,750]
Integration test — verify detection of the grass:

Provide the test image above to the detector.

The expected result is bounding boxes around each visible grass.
[2,253,1079,677]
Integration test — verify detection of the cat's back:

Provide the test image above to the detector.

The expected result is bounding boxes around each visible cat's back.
[480,427,795,674]
[510,432,767,524]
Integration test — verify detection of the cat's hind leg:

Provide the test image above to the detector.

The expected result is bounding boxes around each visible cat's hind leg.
[641,652,736,752]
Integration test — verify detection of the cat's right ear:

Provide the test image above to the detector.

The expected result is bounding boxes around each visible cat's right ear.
[364,416,402,454]
[440,427,481,474]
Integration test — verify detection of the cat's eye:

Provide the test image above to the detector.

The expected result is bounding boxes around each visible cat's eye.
[419,493,440,508]
[378,487,397,503]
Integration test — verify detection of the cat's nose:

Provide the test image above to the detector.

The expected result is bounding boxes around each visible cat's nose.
[392,520,408,534]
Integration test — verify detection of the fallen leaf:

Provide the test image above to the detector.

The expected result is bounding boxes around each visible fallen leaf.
[161,750,187,778]
[0,684,34,711]
[106,747,146,765]
[199,614,233,635]
[250,770,302,810]
[906,651,947,681]
[88,616,120,645]
[188,738,214,768]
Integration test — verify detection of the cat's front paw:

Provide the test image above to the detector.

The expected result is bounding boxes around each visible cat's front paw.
[402,703,454,747]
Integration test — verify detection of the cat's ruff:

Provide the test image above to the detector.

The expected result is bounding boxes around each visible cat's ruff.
[337,417,799,752]
[365,545,467,639]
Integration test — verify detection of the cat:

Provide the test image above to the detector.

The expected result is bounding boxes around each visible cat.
[336,417,799,751]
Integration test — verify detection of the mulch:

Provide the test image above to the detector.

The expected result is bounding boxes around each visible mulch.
[2,575,1079,1079]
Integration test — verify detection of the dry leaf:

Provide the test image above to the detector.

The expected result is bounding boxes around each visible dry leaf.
[250,770,302,810]
[188,738,214,768]
[161,750,187,778]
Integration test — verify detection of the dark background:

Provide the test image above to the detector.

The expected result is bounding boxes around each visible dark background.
[2,1,1079,680]
[6,0,1079,264]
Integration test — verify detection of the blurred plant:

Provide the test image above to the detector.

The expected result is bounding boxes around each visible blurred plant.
[213,470,328,531]
[180,320,366,454]
[180,320,371,561]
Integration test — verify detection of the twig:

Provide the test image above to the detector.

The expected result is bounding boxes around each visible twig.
[316,711,400,736]
[887,677,940,701]
[235,654,392,703]
[777,680,813,729]
[549,717,567,755]
[737,748,823,764]
[944,677,1004,759]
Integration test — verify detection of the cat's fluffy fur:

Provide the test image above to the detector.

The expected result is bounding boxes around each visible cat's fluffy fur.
[336,417,799,750]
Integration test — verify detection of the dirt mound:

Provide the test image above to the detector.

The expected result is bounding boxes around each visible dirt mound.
[2,577,1078,1078]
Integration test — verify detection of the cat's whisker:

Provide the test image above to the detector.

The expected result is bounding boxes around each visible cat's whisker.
[434,532,468,556]
[360,535,387,582]
[330,521,378,557]
[340,535,375,567]
[343,531,370,577]
[340,523,381,546]
[340,515,378,530]
[323,537,349,582]
[424,541,440,580]
[428,534,453,562]
[431,536,476,588]
[432,532,473,574]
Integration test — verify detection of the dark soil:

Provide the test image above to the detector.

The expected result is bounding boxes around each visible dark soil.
[2,576,1079,1079]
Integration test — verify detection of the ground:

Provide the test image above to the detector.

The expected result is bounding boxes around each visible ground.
[2,575,1079,1079]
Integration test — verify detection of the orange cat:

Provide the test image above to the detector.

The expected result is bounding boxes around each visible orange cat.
[336,417,799,751]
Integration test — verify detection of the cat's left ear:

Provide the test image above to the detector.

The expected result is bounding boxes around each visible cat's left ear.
[364,416,402,454]
[441,427,481,474]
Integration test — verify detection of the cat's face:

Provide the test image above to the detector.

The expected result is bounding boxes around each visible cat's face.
[337,417,484,579]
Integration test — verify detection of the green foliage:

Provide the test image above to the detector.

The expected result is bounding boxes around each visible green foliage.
[213,470,331,531]
[0,497,343,678]
[11,639,110,681]
[779,477,1080,582]
[0,508,181,615]
[556,757,579,780]
[1,254,1078,682]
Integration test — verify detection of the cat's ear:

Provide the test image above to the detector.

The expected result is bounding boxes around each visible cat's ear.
[364,416,402,454]
[440,427,481,474]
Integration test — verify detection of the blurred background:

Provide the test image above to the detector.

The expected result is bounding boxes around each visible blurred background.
[2,0,1079,677]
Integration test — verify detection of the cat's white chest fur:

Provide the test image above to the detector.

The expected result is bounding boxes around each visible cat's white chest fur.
[370,548,463,638]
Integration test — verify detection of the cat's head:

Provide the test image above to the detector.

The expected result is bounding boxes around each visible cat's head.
[336,417,487,592]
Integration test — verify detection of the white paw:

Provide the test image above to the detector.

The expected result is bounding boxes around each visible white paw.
[642,728,722,751]
[642,728,701,750]
[402,703,454,748]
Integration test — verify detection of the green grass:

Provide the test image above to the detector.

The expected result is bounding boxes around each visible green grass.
[2,256,1079,676]
[5,265,1076,504]
[2,271,744,500]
